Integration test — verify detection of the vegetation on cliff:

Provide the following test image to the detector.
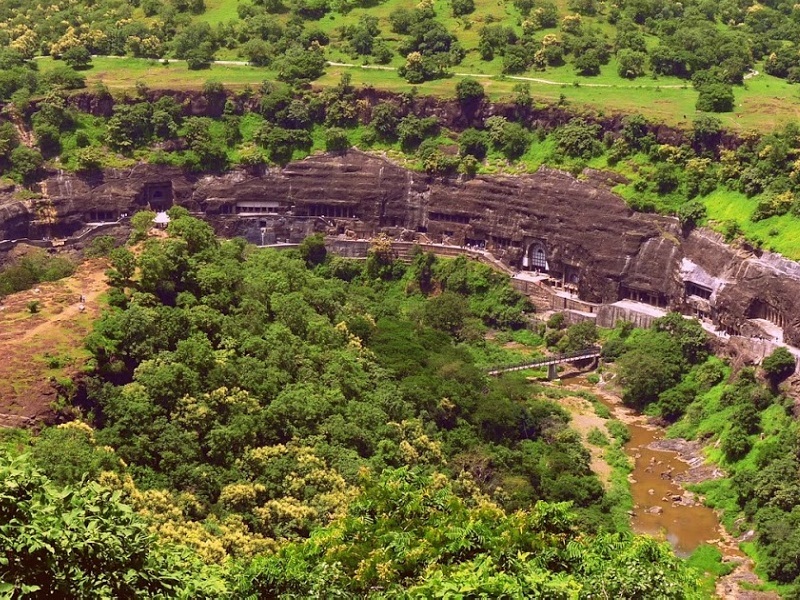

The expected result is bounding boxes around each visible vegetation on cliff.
[5,68,800,255]
[610,320,800,597]
[5,0,800,256]
[0,219,704,596]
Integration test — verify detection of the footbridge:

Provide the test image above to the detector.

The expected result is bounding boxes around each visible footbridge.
[487,346,602,379]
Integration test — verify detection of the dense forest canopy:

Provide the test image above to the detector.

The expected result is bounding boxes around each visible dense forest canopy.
[2,0,800,592]
[0,221,705,596]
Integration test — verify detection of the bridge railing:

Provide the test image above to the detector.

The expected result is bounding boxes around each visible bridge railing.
[486,346,601,374]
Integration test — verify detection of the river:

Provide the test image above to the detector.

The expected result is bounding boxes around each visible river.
[621,409,722,557]
[564,377,726,557]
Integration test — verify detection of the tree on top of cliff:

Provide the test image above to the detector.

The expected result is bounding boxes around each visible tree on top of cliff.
[455,77,485,109]
[275,44,326,84]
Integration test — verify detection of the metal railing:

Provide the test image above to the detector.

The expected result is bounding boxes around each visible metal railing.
[487,346,601,375]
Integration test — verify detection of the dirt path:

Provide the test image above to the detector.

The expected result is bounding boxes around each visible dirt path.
[558,394,613,486]
[0,258,109,427]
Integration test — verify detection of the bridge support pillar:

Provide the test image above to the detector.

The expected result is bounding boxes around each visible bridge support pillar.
[547,363,558,380]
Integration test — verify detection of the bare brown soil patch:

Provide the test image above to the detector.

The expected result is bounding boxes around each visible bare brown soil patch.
[0,258,109,427]
[559,394,612,486]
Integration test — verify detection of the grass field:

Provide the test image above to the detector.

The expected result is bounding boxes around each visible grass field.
[147,0,800,131]
[39,53,800,132]
[196,0,241,24]
[703,188,800,257]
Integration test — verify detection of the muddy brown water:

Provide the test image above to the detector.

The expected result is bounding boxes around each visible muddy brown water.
[564,377,724,558]
[622,412,722,557]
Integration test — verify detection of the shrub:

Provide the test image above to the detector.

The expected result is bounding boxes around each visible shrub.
[455,77,485,107]
[721,425,751,461]
[587,427,609,446]
[762,347,796,384]
[459,128,489,159]
[677,199,707,229]
[85,235,117,258]
[451,0,475,16]
[695,83,734,113]
[553,119,602,160]
[324,127,350,153]
[547,312,565,330]
[62,45,92,70]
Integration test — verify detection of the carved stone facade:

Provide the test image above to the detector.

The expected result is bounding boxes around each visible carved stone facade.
[2,151,800,345]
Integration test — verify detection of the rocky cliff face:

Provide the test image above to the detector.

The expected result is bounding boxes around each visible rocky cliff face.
[2,150,799,345]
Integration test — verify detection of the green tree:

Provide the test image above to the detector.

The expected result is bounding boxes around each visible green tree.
[653,312,708,364]
[424,291,469,336]
[397,115,439,151]
[107,247,137,286]
[276,45,326,84]
[33,123,61,157]
[298,233,327,266]
[762,347,796,386]
[494,121,530,159]
[678,199,707,229]
[654,162,680,194]
[240,39,273,67]
[618,330,686,408]
[696,82,735,113]
[616,49,646,78]
[0,455,224,597]
[451,0,475,16]
[458,128,489,159]
[62,45,92,70]
[574,49,602,75]
[455,77,485,107]
[558,321,598,353]
[74,147,103,172]
[256,125,312,165]
[553,118,602,160]
[130,210,156,242]
[42,66,86,90]
[324,127,350,152]
[10,146,43,184]
[370,102,399,139]
[106,102,154,152]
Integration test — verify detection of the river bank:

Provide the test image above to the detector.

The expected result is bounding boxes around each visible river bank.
[559,376,780,599]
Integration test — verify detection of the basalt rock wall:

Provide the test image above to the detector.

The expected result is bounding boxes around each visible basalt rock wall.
[2,150,799,344]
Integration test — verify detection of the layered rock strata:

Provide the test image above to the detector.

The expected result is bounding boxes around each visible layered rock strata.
[1,150,798,346]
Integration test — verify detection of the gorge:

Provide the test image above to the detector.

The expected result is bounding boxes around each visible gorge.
[3,149,799,359]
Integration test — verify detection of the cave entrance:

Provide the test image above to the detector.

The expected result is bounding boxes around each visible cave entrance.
[621,285,667,308]
[523,242,548,272]
[685,281,712,300]
[747,299,785,328]
[87,210,118,223]
[139,183,174,211]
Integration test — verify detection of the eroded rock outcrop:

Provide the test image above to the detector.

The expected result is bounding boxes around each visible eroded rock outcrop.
[2,150,800,346]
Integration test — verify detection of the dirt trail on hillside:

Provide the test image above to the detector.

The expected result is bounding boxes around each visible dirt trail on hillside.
[558,394,613,486]
[0,259,109,427]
